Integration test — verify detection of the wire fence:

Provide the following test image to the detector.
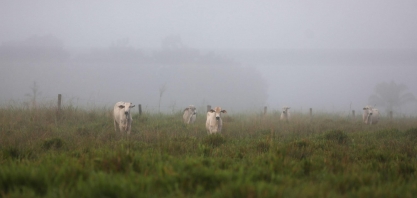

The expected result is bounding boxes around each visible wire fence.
[2,94,411,119]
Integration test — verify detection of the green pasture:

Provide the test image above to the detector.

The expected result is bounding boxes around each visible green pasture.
[0,105,416,197]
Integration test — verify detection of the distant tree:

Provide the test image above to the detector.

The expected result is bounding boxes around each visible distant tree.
[0,34,69,61]
[161,34,184,49]
[368,81,416,112]
[25,81,42,109]
[158,83,167,113]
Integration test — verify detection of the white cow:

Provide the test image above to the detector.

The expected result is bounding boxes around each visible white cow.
[206,107,227,134]
[183,105,197,124]
[113,101,135,135]
[363,105,379,125]
[280,106,291,122]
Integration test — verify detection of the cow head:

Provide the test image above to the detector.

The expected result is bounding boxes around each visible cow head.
[209,107,227,120]
[363,105,373,115]
[118,102,135,116]
[185,105,197,115]
[282,107,290,114]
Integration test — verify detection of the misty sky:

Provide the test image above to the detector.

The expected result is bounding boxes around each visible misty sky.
[2,0,417,49]
[1,1,417,114]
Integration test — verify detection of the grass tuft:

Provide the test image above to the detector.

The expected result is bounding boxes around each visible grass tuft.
[256,141,270,153]
[42,138,65,150]
[3,147,21,160]
[202,134,226,148]
[324,130,349,144]
[404,127,417,139]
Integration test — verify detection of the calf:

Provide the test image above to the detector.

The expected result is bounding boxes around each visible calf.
[280,106,291,122]
[206,107,227,134]
[114,101,135,135]
[363,105,379,125]
[183,105,197,124]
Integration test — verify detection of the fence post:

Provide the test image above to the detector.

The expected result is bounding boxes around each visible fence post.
[207,105,211,112]
[352,110,355,118]
[138,104,142,115]
[309,108,313,122]
[57,94,62,111]
[389,111,393,120]
[263,106,267,115]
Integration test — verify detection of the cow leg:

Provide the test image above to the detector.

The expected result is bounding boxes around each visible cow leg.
[119,125,124,134]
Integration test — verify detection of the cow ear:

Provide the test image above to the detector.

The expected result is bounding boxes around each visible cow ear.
[130,105,135,108]
[363,108,366,110]
[221,110,227,113]
[209,109,215,112]
[118,105,125,108]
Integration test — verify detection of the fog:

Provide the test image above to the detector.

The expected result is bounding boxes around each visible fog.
[1,1,417,115]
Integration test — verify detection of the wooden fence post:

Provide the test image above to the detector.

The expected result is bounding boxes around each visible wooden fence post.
[57,94,62,111]
[389,111,393,120]
[309,108,313,122]
[56,94,62,120]
[207,105,211,112]
[352,110,355,118]
[138,104,142,115]
[263,106,267,115]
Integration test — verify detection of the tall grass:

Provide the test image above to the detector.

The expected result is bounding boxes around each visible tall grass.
[0,104,416,197]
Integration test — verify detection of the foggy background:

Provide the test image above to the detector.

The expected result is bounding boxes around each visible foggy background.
[1,1,417,115]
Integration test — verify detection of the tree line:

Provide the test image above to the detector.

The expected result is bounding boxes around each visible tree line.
[0,35,268,112]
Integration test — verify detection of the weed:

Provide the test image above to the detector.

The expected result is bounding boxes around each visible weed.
[404,127,417,139]
[0,166,48,196]
[256,141,270,153]
[324,130,349,144]
[202,134,225,148]
[398,161,415,179]
[42,138,64,150]
[3,147,20,160]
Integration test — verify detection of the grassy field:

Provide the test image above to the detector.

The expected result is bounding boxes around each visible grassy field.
[0,104,416,197]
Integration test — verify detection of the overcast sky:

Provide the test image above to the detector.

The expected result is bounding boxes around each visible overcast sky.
[1,0,417,114]
[1,0,417,50]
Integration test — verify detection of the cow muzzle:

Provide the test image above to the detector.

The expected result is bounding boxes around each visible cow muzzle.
[216,116,220,121]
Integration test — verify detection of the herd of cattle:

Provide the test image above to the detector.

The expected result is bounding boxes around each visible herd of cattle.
[113,101,380,135]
